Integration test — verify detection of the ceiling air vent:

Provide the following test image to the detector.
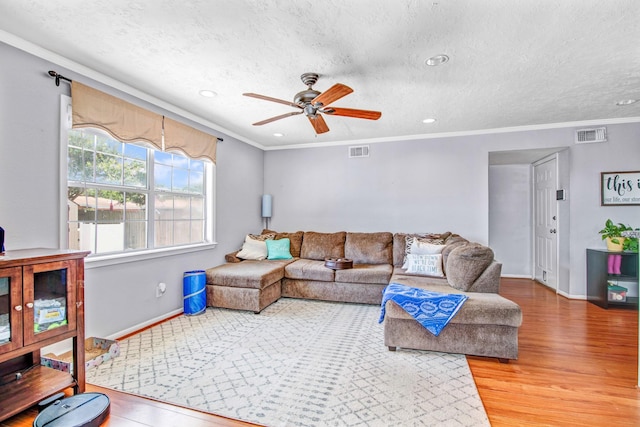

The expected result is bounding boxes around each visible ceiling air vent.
[575,127,607,144]
[349,145,370,158]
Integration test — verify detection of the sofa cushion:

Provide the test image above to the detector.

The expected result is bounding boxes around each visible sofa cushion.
[402,240,446,268]
[249,232,276,241]
[263,229,304,258]
[446,243,495,291]
[391,268,450,287]
[441,235,469,275]
[285,259,335,282]
[334,263,393,284]
[266,238,293,260]
[404,253,445,277]
[206,260,291,289]
[224,250,242,263]
[410,239,445,255]
[300,231,346,260]
[392,232,452,267]
[404,235,445,262]
[236,235,269,260]
[344,232,393,264]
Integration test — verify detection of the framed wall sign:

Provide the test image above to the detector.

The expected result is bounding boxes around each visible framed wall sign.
[601,171,640,206]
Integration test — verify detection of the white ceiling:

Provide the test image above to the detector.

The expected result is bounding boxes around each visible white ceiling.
[1,0,639,149]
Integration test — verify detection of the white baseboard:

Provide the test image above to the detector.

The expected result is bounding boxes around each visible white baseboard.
[500,275,589,300]
[501,274,533,279]
[106,308,184,341]
[557,289,587,300]
[41,308,184,356]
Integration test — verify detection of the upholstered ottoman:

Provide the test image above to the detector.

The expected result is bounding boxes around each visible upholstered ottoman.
[205,260,292,313]
[382,282,523,361]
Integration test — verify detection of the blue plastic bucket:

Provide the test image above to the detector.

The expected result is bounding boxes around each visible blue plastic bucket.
[183,270,206,316]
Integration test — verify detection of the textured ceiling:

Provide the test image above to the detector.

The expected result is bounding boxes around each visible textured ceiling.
[1,0,639,149]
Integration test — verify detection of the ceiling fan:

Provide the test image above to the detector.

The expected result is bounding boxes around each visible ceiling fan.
[243,73,382,134]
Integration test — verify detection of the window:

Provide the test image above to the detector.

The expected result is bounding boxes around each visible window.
[66,127,212,256]
[152,151,205,247]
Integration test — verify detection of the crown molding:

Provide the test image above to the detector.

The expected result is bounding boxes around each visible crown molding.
[263,116,640,151]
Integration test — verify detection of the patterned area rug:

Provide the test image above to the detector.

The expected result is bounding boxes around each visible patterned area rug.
[87,299,489,426]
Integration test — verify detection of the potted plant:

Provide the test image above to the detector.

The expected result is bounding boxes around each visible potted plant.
[598,219,633,252]
[622,229,640,252]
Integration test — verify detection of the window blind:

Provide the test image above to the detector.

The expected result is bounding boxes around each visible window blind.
[71,81,217,163]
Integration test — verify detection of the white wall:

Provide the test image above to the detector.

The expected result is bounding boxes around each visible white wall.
[264,139,489,243]
[264,123,640,298]
[567,124,640,297]
[0,41,264,339]
[489,164,532,276]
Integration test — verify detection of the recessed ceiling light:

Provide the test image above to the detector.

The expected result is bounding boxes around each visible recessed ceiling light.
[199,90,217,98]
[616,99,638,106]
[273,133,284,137]
[425,54,449,66]
[422,118,437,124]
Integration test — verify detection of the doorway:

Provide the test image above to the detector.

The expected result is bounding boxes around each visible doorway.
[488,148,569,294]
[533,155,558,291]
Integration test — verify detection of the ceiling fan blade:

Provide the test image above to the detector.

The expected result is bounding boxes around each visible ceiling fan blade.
[308,115,329,134]
[243,93,301,109]
[311,83,353,107]
[252,111,303,126]
[325,107,382,120]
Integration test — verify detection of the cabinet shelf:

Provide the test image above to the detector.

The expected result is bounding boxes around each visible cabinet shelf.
[608,274,636,281]
[586,249,638,309]
[607,296,639,308]
[0,365,76,421]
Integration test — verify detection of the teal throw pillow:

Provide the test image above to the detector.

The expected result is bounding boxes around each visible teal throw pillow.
[266,238,293,260]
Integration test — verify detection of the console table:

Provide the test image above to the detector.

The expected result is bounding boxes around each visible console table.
[586,248,638,309]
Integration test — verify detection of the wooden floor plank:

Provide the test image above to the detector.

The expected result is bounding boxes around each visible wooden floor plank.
[2,278,639,426]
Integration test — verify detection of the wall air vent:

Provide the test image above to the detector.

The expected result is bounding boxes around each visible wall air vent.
[575,127,607,144]
[349,145,370,158]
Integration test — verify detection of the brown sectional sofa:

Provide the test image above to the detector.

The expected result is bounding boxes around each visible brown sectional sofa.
[205,230,523,361]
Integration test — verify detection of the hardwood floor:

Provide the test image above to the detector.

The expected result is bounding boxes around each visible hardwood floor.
[2,278,638,426]
[470,278,639,426]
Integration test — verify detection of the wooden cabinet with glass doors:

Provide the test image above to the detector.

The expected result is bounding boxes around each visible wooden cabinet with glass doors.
[0,249,89,422]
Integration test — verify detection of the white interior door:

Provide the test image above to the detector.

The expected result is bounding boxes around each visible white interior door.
[534,157,558,290]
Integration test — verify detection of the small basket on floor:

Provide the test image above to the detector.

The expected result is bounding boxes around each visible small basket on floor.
[183,270,206,315]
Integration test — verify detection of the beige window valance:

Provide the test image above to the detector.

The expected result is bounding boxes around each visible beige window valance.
[71,81,217,163]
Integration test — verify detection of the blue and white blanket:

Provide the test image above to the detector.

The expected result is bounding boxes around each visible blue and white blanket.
[378,283,468,336]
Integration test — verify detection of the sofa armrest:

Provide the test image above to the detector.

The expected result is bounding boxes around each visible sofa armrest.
[446,243,499,292]
[225,250,243,263]
[465,261,502,293]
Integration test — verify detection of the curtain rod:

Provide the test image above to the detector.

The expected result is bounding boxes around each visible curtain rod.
[47,70,224,142]
[48,70,72,86]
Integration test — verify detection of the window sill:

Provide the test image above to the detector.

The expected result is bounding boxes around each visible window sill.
[85,242,218,269]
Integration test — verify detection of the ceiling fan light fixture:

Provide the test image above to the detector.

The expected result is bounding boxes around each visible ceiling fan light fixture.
[425,54,449,66]
[616,99,637,106]
[199,90,217,98]
[304,104,317,116]
[422,118,437,124]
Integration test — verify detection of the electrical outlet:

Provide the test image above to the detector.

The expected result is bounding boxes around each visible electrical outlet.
[156,282,166,298]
